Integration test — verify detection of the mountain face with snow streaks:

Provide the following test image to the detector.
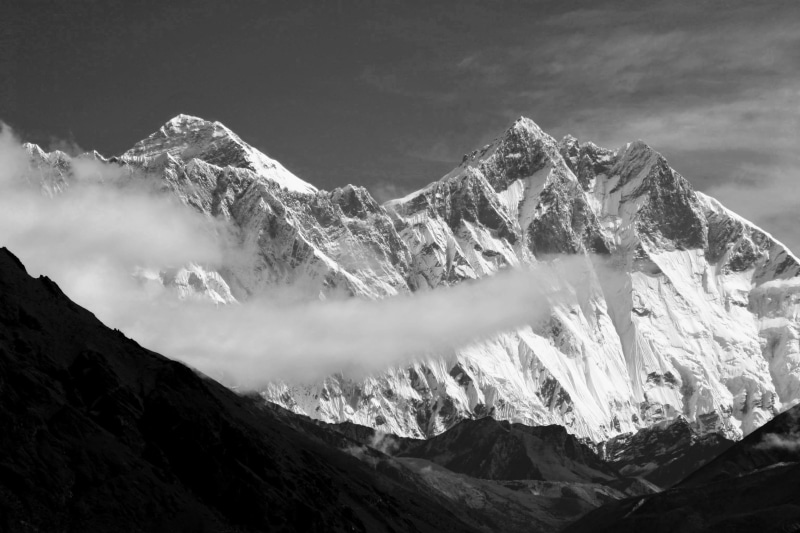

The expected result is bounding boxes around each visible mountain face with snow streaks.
[24,115,412,301]
[367,117,799,441]
[20,115,800,443]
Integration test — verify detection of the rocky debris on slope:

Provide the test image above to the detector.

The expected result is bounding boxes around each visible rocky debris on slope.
[601,416,734,488]
[0,246,494,533]
[565,404,800,532]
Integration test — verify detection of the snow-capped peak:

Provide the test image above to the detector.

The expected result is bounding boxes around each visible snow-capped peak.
[509,116,547,137]
[125,114,317,194]
[163,113,209,130]
[371,117,800,441]
[387,116,557,208]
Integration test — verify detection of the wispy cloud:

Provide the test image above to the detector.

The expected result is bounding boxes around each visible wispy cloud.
[755,432,800,453]
[145,264,564,385]
[754,408,800,452]
[367,181,412,204]
[0,122,586,387]
[47,135,85,156]
[0,129,226,270]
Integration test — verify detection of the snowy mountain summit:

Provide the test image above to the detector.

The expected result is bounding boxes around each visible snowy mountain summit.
[125,114,317,194]
[23,115,800,442]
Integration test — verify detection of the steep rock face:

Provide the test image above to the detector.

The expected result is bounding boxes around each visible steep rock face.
[125,114,317,194]
[21,115,800,444]
[286,118,799,441]
[125,118,413,300]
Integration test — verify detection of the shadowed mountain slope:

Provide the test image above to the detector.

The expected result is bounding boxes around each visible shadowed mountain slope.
[0,247,487,533]
[602,416,735,488]
[565,404,800,532]
[397,417,618,483]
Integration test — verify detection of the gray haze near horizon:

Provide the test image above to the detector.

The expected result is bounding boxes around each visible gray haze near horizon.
[2,0,798,250]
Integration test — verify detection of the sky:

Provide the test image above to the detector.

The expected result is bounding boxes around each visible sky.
[2,0,799,250]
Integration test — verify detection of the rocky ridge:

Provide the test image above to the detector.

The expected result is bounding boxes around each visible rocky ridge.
[566,403,800,532]
[272,117,800,441]
[601,416,734,488]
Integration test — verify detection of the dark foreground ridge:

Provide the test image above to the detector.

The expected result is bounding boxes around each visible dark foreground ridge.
[3,242,798,533]
[602,416,735,488]
[330,416,727,493]
[0,247,485,533]
[398,417,619,483]
[565,403,800,533]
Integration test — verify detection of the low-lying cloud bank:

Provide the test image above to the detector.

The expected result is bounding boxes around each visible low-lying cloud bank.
[0,123,579,387]
[141,264,567,386]
[755,408,800,453]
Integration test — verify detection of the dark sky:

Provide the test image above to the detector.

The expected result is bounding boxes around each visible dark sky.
[2,0,799,249]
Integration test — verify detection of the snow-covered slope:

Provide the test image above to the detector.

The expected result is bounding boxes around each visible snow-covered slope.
[269,118,800,441]
[23,116,411,301]
[125,114,317,194]
[20,115,800,443]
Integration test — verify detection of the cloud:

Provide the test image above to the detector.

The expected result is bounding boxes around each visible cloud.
[368,181,413,203]
[370,7,800,252]
[369,430,400,456]
[355,2,799,204]
[405,137,469,165]
[149,264,570,386]
[0,122,583,388]
[755,432,800,453]
[754,408,800,452]
[47,135,84,156]
[0,130,227,271]
[589,86,800,155]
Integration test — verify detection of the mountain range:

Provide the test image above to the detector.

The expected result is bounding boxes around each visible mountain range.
[22,114,800,446]
[4,113,800,531]
[1,244,798,532]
